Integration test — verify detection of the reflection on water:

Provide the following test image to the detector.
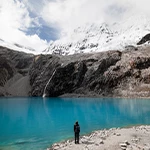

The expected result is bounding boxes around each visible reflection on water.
[0,97,150,150]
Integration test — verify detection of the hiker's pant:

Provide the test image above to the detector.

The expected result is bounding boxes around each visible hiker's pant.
[75,132,79,144]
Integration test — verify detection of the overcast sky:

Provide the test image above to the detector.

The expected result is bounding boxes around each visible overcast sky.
[0,0,149,51]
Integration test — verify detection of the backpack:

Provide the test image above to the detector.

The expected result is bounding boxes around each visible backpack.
[75,125,80,133]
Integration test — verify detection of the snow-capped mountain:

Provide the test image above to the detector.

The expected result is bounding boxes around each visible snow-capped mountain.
[1,14,150,55]
[43,15,150,55]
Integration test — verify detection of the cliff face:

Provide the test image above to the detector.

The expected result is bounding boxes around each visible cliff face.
[29,46,150,98]
[1,45,150,98]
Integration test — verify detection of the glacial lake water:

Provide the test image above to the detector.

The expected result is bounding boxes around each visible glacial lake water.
[0,97,150,150]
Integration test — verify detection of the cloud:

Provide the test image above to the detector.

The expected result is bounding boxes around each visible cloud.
[40,0,150,34]
[1,0,150,52]
[0,0,48,52]
[41,0,106,31]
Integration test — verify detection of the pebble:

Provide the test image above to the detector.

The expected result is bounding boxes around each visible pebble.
[116,133,121,136]
[120,143,127,147]
[100,140,104,144]
[66,140,70,144]
[120,143,127,150]
[95,139,104,145]
[125,140,130,145]
[53,146,59,150]
[131,138,139,143]
[81,139,88,144]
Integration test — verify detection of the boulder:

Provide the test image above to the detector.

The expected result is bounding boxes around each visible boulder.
[137,33,150,45]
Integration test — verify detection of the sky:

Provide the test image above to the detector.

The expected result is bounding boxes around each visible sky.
[0,0,150,51]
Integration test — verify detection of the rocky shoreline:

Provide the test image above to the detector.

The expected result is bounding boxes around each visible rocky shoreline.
[48,125,150,150]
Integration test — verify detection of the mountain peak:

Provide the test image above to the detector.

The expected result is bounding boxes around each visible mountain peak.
[1,14,150,55]
[44,14,150,55]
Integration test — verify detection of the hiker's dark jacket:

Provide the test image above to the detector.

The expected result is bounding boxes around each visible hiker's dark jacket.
[74,124,80,133]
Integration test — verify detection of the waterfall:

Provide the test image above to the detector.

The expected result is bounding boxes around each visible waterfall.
[42,69,57,98]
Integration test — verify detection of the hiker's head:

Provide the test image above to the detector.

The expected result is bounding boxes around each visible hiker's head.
[76,121,78,125]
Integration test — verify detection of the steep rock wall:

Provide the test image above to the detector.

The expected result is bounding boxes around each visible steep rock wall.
[29,47,150,98]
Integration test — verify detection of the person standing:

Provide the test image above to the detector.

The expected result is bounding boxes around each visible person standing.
[74,121,80,144]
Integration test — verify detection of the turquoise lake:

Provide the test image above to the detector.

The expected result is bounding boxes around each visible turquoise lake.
[0,97,150,150]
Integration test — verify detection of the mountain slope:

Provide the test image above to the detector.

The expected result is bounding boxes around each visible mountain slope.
[1,44,150,98]
[30,46,150,98]
[0,46,34,96]
[43,15,150,55]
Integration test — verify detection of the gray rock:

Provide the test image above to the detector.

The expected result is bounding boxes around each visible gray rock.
[120,143,127,150]
[137,33,150,45]
[99,140,104,144]
[125,140,130,145]
[0,46,33,96]
[125,45,138,51]
[2,45,150,98]
[120,143,127,147]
